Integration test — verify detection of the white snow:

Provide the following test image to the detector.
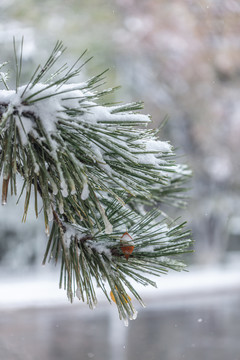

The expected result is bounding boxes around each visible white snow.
[81,178,89,200]
[63,223,85,248]
[104,217,113,235]
[50,179,58,195]
[34,162,40,174]
[54,50,62,59]
[83,105,150,125]
[60,180,68,198]
[16,115,34,145]
[86,240,112,258]
[145,139,172,153]
[89,143,104,162]
[59,200,64,214]
[76,286,82,300]
[98,162,112,175]
[174,164,192,176]
[133,138,172,153]
[0,83,150,152]
[98,203,113,234]
[136,153,161,166]
[0,83,88,143]
[0,82,168,185]
[129,309,138,321]
[0,89,20,105]
[46,208,53,222]
[0,71,8,83]
[121,232,134,245]
[131,138,173,166]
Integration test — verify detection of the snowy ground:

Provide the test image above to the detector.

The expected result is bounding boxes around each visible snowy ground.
[1,260,240,310]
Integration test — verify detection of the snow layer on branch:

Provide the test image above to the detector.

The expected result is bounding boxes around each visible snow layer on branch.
[0,81,183,206]
[0,83,150,142]
[0,89,19,104]
[143,139,172,153]
[63,223,85,248]
[81,177,89,200]
[0,83,86,122]
[62,223,113,258]
[174,164,192,176]
[83,104,150,124]
[85,239,112,258]
[132,138,172,166]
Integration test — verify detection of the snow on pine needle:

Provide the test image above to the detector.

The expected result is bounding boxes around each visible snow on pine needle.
[0,40,192,324]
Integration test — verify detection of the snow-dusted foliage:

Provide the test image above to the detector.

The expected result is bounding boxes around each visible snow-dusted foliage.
[0,41,192,323]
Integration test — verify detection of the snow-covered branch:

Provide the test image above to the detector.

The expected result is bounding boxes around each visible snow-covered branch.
[0,40,192,324]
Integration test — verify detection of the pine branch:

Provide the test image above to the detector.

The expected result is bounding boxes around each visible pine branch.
[0,40,192,324]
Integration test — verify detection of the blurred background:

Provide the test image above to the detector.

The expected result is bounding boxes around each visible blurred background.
[0,0,240,359]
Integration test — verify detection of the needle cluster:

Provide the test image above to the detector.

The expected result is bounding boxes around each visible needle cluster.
[0,40,192,324]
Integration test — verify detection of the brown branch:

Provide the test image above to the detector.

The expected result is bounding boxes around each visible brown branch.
[78,234,93,243]
[2,176,9,205]
[52,208,66,233]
